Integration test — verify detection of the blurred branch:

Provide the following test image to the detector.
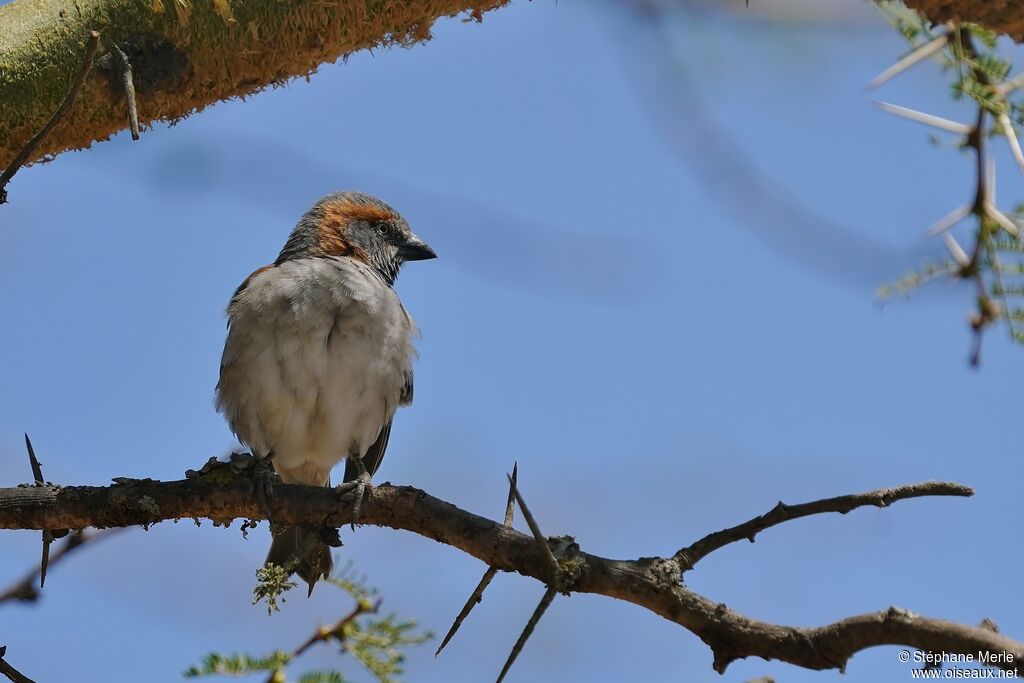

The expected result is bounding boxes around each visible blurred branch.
[0,472,1018,677]
[873,15,1024,364]
[0,0,506,172]
[0,529,120,605]
[904,1,1024,41]
[0,30,99,205]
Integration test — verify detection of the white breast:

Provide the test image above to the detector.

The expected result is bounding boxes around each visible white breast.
[216,257,417,485]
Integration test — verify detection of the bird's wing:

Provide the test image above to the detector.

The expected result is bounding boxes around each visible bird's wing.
[399,369,414,406]
[344,368,413,483]
[345,419,392,482]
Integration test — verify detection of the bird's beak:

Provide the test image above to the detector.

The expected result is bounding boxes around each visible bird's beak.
[399,234,437,262]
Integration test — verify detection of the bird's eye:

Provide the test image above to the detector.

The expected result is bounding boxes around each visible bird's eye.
[375,222,392,237]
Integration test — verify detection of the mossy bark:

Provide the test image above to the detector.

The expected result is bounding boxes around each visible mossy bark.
[0,0,506,168]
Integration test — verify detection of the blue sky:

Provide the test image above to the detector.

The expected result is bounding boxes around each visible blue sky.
[1,2,1021,682]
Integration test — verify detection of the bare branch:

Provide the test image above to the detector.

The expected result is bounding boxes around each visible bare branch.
[672,481,974,572]
[0,647,36,683]
[0,474,1013,677]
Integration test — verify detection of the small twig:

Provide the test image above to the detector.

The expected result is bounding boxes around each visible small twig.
[111,43,140,141]
[263,599,378,683]
[0,647,37,683]
[0,529,120,605]
[436,463,518,656]
[506,474,559,580]
[0,30,100,204]
[495,587,556,683]
[673,481,973,571]
[868,25,951,90]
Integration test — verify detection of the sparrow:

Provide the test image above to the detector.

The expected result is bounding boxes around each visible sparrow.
[215,191,436,593]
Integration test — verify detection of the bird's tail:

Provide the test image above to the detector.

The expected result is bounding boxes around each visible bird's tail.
[265,526,333,597]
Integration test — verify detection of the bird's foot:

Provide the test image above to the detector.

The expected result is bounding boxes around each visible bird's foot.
[336,455,372,530]
[252,451,278,521]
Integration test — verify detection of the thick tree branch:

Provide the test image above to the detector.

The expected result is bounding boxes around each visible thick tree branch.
[0,475,1018,676]
[0,0,506,171]
[0,30,99,204]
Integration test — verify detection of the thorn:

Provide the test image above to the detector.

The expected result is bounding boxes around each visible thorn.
[997,72,1024,96]
[987,157,997,205]
[435,464,520,656]
[495,587,557,683]
[874,101,972,135]
[984,202,1021,236]
[436,566,499,657]
[943,232,970,267]
[506,474,560,580]
[504,463,518,526]
[24,434,43,484]
[868,28,950,90]
[24,435,54,589]
[925,205,971,237]
[997,113,1024,175]
[39,531,52,588]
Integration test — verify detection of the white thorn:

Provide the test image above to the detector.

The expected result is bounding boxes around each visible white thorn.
[988,157,996,205]
[869,30,950,90]
[998,113,1024,175]
[984,202,1021,237]
[998,72,1024,96]
[943,233,971,267]
[925,205,971,237]
[874,102,973,135]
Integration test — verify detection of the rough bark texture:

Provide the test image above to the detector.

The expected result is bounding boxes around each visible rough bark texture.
[0,476,1020,676]
[905,1,1024,41]
[0,0,506,168]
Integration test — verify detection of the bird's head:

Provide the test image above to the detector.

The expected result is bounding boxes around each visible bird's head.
[277,191,436,285]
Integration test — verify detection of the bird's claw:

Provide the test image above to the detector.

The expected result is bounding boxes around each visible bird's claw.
[337,455,372,531]
[253,452,277,521]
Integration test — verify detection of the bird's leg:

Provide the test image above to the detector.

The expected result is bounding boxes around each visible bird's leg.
[252,450,277,522]
[336,451,372,530]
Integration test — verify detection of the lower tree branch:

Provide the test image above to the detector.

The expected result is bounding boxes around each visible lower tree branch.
[0,475,1018,676]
